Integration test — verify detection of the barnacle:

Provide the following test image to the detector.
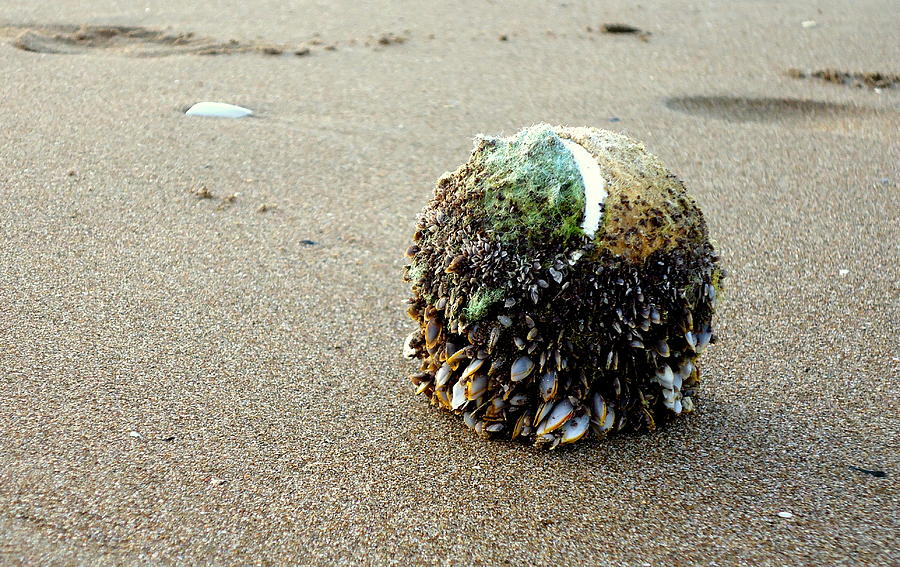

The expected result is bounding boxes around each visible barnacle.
[403,124,723,448]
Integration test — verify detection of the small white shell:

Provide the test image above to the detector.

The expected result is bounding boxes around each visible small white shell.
[185,101,253,118]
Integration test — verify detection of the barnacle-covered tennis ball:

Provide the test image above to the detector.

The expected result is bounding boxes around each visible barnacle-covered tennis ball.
[402,124,722,448]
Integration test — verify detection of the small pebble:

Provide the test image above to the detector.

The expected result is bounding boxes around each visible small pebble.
[185,102,253,118]
[601,23,642,34]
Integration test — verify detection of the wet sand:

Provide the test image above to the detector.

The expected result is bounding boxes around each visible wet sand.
[1,1,898,565]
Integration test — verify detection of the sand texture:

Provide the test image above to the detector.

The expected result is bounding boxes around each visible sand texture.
[1,1,898,565]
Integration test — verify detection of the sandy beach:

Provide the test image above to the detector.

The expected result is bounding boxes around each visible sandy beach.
[1,1,898,565]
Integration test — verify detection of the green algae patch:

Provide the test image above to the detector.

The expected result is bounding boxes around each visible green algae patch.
[464,287,504,321]
[477,125,586,246]
[407,261,426,284]
[710,265,726,296]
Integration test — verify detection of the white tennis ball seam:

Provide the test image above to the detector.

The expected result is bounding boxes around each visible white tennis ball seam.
[560,139,608,238]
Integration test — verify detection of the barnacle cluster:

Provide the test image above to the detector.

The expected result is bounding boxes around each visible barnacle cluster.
[403,125,722,448]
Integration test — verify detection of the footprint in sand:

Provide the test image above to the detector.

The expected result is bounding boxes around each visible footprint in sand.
[664,95,896,135]
[2,24,409,57]
[2,24,284,57]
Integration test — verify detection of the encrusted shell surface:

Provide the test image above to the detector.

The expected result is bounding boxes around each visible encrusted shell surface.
[403,124,722,448]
